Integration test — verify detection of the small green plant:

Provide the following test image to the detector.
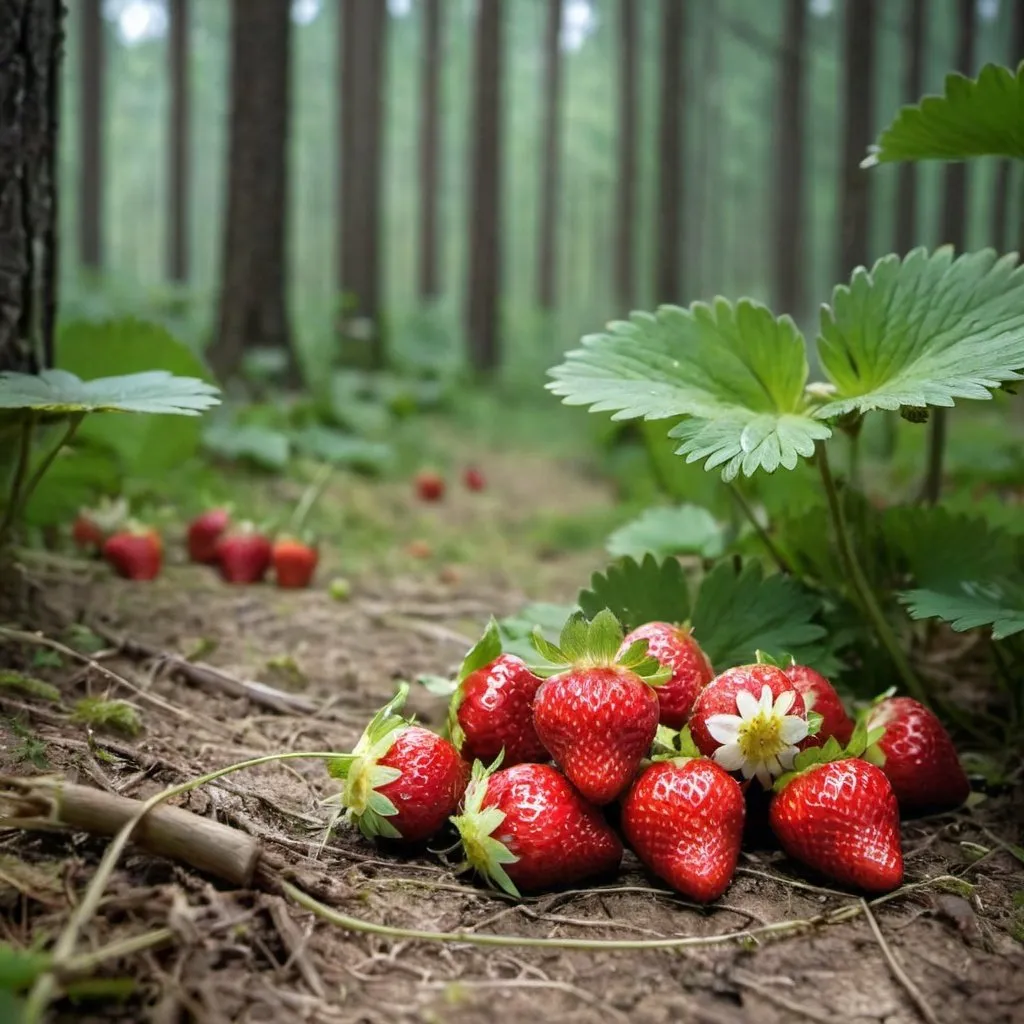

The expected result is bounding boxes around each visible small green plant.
[71,699,142,738]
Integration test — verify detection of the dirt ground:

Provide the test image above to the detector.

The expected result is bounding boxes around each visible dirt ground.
[1,453,1023,1024]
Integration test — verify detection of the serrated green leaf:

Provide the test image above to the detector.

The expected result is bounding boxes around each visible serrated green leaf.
[548,300,829,481]
[605,504,725,561]
[529,628,565,665]
[458,620,503,683]
[899,579,1024,640]
[202,421,291,472]
[290,425,394,474]
[816,249,1024,420]
[578,554,691,631]
[864,63,1024,165]
[497,602,576,665]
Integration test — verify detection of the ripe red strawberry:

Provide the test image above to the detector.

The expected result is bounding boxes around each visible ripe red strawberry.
[447,621,547,766]
[463,466,486,492]
[622,754,745,902]
[187,507,231,564]
[103,524,163,580]
[783,662,854,749]
[215,523,272,584]
[770,757,903,893]
[688,661,809,788]
[414,470,445,502]
[619,622,713,728]
[452,761,622,895]
[72,514,105,553]
[866,696,970,813]
[326,685,468,843]
[272,536,318,588]
[73,497,128,555]
[530,610,669,805]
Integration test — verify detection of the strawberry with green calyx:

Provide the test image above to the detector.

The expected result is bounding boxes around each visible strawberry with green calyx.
[529,609,670,805]
[215,521,273,584]
[782,659,854,749]
[74,496,130,556]
[622,727,745,903]
[769,726,903,893]
[445,619,547,767]
[187,506,232,564]
[324,684,468,844]
[618,621,714,728]
[103,522,163,580]
[272,534,319,589]
[451,757,623,896]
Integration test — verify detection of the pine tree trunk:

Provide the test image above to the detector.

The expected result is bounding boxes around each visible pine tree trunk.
[536,0,563,310]
[654,0,687,304]
[991,0,1023,251]
[894,0,924,255]
[836,0,876,280]
[167,0,190,283]
[79,0,103,271]
[0,0,63,374]
[939,0,975,251]
[613,0,638,310]
[773,0,807,318]
[418,0,442,301]
[210,0,294,381]
[466,0,504,375]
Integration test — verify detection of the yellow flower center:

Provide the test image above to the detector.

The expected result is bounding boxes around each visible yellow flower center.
[737,711,785,761]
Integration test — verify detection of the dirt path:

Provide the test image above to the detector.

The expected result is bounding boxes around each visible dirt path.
[2,452,1023,1024]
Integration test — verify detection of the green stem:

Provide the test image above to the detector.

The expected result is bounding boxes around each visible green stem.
[287,460,333,535]
[727,484,791,575]
[815,443,928,705]
[0,416,36,546]
[917,408,946,506]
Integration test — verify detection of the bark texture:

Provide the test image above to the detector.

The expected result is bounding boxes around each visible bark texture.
[613,0,637,309]
[167,0,190,283]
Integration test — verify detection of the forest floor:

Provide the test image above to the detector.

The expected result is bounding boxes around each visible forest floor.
[1,439,1023,1024]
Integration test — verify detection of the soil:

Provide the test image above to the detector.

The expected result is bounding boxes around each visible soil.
[1,453,1023,1024]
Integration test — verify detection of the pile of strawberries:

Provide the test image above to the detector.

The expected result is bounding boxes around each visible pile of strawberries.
[324,610,970,900]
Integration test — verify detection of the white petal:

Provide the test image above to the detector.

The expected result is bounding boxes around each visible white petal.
[739,759,758,780]
[780,715,809,744]
[754,764,773,788]
[765,754,783,777]
[777,747,798,770]
[774,690,796,716]
[714,743,746,772]
[735,689,759,720]
[758,685,774,713]
[706,714,742,745]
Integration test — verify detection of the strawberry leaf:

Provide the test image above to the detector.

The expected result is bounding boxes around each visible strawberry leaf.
[529,628,566,666]
[898,578,1024,640]
[606,504,725,561]
[677,724,701,759]
[416,674,459,697]
[864,63,1024,165]
[584,609,625,664]
[578,554,692,631]
[457,619,503,683]
[806,711,824,738]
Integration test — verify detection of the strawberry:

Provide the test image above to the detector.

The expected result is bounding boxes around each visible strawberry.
[73,496,129,555]
[272,536,318,588]
[406,539,433,559]
[447,621,547,766]
[325,684,468,843]
[463,466,486,492]
[214,523,272,584]
[187,507,231,564]
[688,660,810,788]
[622,748,745,902]
[452,760,622,895]
[619,622,713,728]
[783,661,854,749]
[529,610,669,805]
[414,470,445,502]
[103,524,163,580]
[866,696,970,813]
[72,514,105,554]
[770,755,903,893]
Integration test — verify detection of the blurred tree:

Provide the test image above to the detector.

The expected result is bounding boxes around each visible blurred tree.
[466,0,504,374]
[0,0,62,373]
[339,0,388,364]
[613,0,638,309]
[836,0,876,279]
[655,0,687,304]
[419,0,442,300]
[894,0,924,256]
[939,0,976,252]
[211,0,294,381]
[691,3,721,299]
[168,0,190,283]
[80,0,104,271]
[991,0,1023,252]
[537,0,564,309]
[773,0,807,318]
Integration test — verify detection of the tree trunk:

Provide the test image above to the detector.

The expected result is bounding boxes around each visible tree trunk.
[338,0,388,365]
[773,0,807,318]
[167,0,190,283]
[536,0,563,310]
[79,0,103,271]
[836,0,876,280]
[465,0,504,375]
[939,0,975,251]
[613,0,638,310]
[210,0,294,381]
[992,0,1024,252]
[418,0,442,301]
[654,0,687,304]
[894,0,924,255]
[0,0,63,374]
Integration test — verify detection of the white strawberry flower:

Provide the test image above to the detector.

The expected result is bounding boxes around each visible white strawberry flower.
[706,684,809,788]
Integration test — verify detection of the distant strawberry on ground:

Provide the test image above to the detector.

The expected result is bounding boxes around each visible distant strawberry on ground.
[415,470,445,502]
[103,524,163,581]
[215,523,272,584]
[272,536,318,589]
[187,507,231,564]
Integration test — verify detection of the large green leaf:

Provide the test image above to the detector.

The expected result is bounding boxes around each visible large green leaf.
[815,248,1024,418]
[290,425,394,474]
[22,446,121,526]
[606,504,725,561]
[547,300,830,481]
[899,579,1024,640]
[864,63,1024,165]
[202,422,291,472]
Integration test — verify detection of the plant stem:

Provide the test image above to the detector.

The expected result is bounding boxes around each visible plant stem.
[0,416,36,546]
[917,408,946,505]
[727,484,791,574]
[287,460,333,535]
[815,442,928,705]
